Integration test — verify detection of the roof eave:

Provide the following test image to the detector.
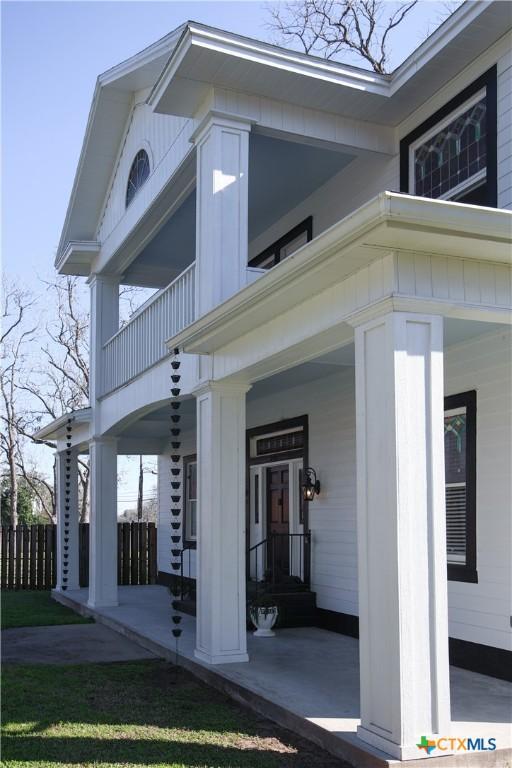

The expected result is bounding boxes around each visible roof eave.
[166,192,512,355]
[33,408,92,442]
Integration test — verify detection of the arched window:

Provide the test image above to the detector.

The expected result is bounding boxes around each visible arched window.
[126,149,150,207]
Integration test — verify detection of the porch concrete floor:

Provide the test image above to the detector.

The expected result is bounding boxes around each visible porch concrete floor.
[53,585,512,768]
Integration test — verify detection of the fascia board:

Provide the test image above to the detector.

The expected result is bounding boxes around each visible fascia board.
[33,408,92,441]
[150,4,505,119]
[390,0,492,95]
[149,23,389,113]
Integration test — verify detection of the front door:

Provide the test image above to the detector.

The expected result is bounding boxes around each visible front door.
[266,465,289,578]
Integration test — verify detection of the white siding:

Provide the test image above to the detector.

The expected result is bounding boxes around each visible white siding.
[96,91,192,244]
[398,33,511,141]
[247,369,359,617]
[445,328,512,651]
[498,47,512,209]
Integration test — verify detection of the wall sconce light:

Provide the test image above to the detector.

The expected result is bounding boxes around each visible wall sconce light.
[302,467,320,501]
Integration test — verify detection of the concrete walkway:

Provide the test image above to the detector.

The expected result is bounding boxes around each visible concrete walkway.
[2,623,158,665]
[53,585,512,768]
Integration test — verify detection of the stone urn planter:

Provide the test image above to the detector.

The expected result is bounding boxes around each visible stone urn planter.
[250,596,279,637]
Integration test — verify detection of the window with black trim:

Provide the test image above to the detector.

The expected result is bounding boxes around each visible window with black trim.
[126,149,150,208]
[183,454,197,546]
[400,67,497,208]
[444,390,477,583]
[249,217,312,270]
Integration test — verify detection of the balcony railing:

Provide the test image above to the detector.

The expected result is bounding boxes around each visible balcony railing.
[101,262,196,395]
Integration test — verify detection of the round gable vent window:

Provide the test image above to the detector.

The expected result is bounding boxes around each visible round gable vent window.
[126,149,150,207]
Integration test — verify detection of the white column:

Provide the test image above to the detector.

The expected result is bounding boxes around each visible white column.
[88,274,119,407]
[55,449,79,592]
[194,380,250,664]
[194,112,251,315]
[88,437,118,608]
[354,311,450,760]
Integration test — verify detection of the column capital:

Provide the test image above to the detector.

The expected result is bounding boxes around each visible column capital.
[89,435,118,447]
[87,272,120,287]
[192,378,252,399]
[347,298,445,330]
[190,109,255,146]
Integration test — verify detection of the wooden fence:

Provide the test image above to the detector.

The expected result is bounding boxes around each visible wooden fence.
[0,522,157,590]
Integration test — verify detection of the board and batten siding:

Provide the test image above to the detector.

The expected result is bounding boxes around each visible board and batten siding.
[497,45,512,209]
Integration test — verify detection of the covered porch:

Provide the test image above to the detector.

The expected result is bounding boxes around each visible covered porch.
[166,193,511,761]
[53,585,512,767]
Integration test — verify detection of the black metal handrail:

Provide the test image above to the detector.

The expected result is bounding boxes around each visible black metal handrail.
[248,531,311,599]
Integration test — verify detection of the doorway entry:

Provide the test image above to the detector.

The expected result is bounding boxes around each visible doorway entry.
[266,465,290,577]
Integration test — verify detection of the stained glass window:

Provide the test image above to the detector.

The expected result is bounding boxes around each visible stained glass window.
[256,431,304,456]
[126,149,150,208]
[412,94,487,200]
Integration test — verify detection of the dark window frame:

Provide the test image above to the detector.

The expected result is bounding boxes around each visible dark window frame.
[400,67,497,208]
[126,149,151,208]
[445,390,477,584]
[248,217,313,269]
[183,453,197,548]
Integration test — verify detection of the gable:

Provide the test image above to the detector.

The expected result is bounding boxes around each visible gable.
[96,95,189,244]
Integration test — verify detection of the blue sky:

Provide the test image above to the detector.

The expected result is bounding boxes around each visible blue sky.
[2,0,448,285]
[1,1,451,511]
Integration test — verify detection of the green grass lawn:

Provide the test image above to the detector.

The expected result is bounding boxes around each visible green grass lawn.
[1,661,348,768]
[1,591,93,629]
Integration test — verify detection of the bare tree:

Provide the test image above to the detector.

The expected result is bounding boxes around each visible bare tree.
[267,0,418,73]
[0,284,37,527]
[20,276,90,522]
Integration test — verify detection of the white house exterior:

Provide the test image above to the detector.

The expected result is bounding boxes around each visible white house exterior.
[37,2,512,763]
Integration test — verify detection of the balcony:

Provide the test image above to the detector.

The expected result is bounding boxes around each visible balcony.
[100,263,267,396]
[101,263,196,396]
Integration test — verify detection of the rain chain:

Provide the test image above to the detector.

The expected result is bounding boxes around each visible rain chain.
[169,348,183,668]
[61,417,73,591]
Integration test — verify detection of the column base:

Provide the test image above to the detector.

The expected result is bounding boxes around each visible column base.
[54,583,80,593]
[194,648,249,665]
[87,594,118,609]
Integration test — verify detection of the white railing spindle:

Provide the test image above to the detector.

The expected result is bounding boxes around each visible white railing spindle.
[101,262,196,395]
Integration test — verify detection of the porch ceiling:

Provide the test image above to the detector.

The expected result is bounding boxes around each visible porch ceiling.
[122,134,352,288]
